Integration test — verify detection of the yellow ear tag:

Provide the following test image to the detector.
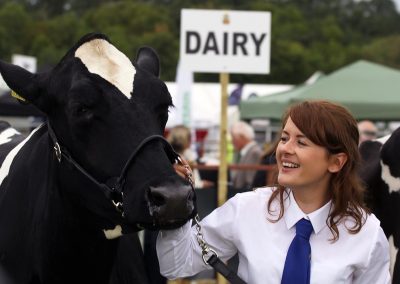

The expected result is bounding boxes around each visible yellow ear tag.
[11,90,26,102]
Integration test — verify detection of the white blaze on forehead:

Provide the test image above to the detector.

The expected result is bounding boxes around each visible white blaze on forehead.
[75,38,136,98]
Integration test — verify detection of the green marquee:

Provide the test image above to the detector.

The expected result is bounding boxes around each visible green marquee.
[240,60,400,121]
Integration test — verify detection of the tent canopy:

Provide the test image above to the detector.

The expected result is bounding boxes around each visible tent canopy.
[240,60,400,121]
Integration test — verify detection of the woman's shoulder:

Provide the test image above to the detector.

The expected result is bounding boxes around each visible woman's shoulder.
[229,186,277,207]
[218,187,278,219]
[236,186,276,198]
[341,208,382,237]
[362,211,382,231]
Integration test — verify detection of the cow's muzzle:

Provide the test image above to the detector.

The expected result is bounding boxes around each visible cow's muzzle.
[146,179,196,229]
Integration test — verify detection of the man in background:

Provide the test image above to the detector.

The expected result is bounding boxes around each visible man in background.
[230,121,263,191]
[358,120,378,144]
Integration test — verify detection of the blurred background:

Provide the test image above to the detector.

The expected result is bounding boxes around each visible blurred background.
[1,0,400,154]
[1,1,400,283]
[0,0,399,83]
[1,0,400,186]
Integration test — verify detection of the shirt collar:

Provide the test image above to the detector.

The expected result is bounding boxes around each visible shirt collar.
[283,190,332,234]
[240,141,256,157]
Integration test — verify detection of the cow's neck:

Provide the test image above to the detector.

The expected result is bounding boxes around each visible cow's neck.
[0,127,122,283]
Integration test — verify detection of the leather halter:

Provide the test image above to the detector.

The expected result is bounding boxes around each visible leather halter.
[46,121,180,216]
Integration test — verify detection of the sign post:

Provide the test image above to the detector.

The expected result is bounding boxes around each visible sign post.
[218,72,229,207]
[217,72,229,284]
[180,9,271,283]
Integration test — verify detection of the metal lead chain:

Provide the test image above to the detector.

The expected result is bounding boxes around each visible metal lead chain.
[194,214,218,265]
[54,142,62,162]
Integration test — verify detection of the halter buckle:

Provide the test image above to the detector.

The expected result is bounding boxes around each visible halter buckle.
[112,200,124,214]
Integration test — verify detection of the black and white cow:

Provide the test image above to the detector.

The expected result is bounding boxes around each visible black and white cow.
[359,127,400,284]
[0,33,196,284]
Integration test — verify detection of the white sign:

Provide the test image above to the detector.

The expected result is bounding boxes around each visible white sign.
[180,9,271,74]
[12,54,37,73]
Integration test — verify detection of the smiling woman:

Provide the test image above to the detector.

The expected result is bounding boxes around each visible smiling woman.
[271,101,364,240]
[156,100,391,284]
[276,117,341,212]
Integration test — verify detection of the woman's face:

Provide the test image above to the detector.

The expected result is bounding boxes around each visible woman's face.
[276,117,334,193]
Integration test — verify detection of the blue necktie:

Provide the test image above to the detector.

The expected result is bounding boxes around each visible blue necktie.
[281,218,313,284]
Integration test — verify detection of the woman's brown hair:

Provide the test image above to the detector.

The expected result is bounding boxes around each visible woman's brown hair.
[267,100,369,241]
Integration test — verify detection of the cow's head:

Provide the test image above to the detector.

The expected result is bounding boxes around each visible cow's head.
[0,33,196,234]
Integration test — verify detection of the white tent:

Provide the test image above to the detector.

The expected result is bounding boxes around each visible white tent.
[165,82,292,128]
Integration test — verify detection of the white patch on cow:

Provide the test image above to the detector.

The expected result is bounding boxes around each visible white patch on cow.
[0,125,43,186]
[376,134,390,144]
[138,230,144,250]
[389,235,398,276]
[0,128,20,145]
[381,161,400,193]
[75,39,136,99]
[103,225,123,240]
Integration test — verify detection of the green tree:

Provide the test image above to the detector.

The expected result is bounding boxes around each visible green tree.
[0,2,34,60]
[362,35,400,69]
[1,0,400,83]
[84,1,177,80]
[28,12,88,68]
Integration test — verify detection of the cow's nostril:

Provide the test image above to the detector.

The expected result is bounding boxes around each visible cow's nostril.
[148,186,167,207]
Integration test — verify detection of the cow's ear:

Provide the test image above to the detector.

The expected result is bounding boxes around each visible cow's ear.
[0,60,41,104]
[135,47,160,78]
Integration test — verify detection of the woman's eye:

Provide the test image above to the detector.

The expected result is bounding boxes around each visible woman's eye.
[280,136,288,143]
[298,140,307,146]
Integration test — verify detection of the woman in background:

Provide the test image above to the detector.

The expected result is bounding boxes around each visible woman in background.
[167,125,214,189]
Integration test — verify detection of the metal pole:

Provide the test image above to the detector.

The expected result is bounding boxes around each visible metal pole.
[217,72,229,284]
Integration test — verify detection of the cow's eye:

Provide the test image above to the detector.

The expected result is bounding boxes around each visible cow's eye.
[71,103,93,120]
[77,106,89,115]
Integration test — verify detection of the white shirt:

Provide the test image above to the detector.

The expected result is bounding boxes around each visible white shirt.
[157,187,391,284]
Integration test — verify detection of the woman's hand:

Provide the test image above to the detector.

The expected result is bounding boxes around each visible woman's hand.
[174,155,195,187]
